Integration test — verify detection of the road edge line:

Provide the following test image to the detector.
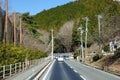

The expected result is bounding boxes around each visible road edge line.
[25,60,50,80]
[34,59,55,80]
[42,59,55,80]
[80,75,86,80]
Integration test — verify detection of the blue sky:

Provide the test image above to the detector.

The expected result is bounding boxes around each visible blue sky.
[8,0,75,15]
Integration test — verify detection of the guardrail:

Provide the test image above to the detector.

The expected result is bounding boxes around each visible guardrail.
[33,59,55,80]
[0,57,51,80]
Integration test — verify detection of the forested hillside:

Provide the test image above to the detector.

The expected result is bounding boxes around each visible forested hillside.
[3,0,119,60]
[23,0,120,52]
[33,0,119,31]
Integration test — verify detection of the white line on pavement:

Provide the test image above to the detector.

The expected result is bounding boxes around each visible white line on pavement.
[42,60,55,80]
[80,75,86,80]
[73,69,78,73]
[70,66,73,69]
[33,61,51,80]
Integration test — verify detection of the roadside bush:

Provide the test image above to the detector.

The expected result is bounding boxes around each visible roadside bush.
[73,50,80,59]
[93,54,104,61]
[0,43,47,65]
[114,47,120,54]
[103,45,110,52]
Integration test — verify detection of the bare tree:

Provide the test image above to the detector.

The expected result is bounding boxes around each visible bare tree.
[19,17,22,47]
[14,12,16,46]
[58,21,74,52]
[5,0,8,43]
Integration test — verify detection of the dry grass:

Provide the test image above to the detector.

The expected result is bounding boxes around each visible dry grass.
[91,53,120,74]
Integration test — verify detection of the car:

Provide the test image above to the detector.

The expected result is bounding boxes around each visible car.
[57,57,64,61]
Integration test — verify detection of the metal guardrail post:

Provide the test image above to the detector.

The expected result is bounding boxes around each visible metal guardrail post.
[25,61,27,70]
[29,60,31,66]
[22,62,24,71]
[26,61,27,70]
[24,61,26,70]
[36,60,37,65]
[28,61,29,68]
[32,60,34,65]
[36,59,38,65]
[10,64,12,77]
[31,60,33,65]
[19,62,21,72]
[3,66,5,79]
[15,63,17,74]
[39,59,41,64]
[1,58,48,79]
[33,60,35,65]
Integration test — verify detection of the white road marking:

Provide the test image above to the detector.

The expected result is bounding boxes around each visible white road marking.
[42,60,55,80]
[80,75,86,80]
[67,63,73,69]
[70,66,73,69]
[73,69,78,73]
[33,62,51,80]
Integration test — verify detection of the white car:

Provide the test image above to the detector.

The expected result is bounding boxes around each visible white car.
[58,57,64,61]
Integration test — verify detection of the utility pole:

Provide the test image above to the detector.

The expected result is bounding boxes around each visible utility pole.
[98,15,102,53]
[20,17,22,47]
[83,17,89,63]
[78,24,84,63]
[51,29,54,59]
[14,12,16,46]
[5,0,8,43]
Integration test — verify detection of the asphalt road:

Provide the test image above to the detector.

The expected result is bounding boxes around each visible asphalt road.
[65,60,120,80]
[42,60,83,80]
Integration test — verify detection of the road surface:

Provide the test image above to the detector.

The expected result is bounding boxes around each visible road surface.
[41,60,83,80]
[65,60,120,80]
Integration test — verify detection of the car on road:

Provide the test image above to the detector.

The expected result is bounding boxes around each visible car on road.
[57,57,64,61]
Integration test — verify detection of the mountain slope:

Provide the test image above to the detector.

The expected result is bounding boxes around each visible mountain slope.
[22,0,120,53]
[33,0,120,31]
[9,12,50,51]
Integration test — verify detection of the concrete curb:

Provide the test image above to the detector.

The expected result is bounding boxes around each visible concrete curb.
[33,60,55,80]
[26,60,51,80]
